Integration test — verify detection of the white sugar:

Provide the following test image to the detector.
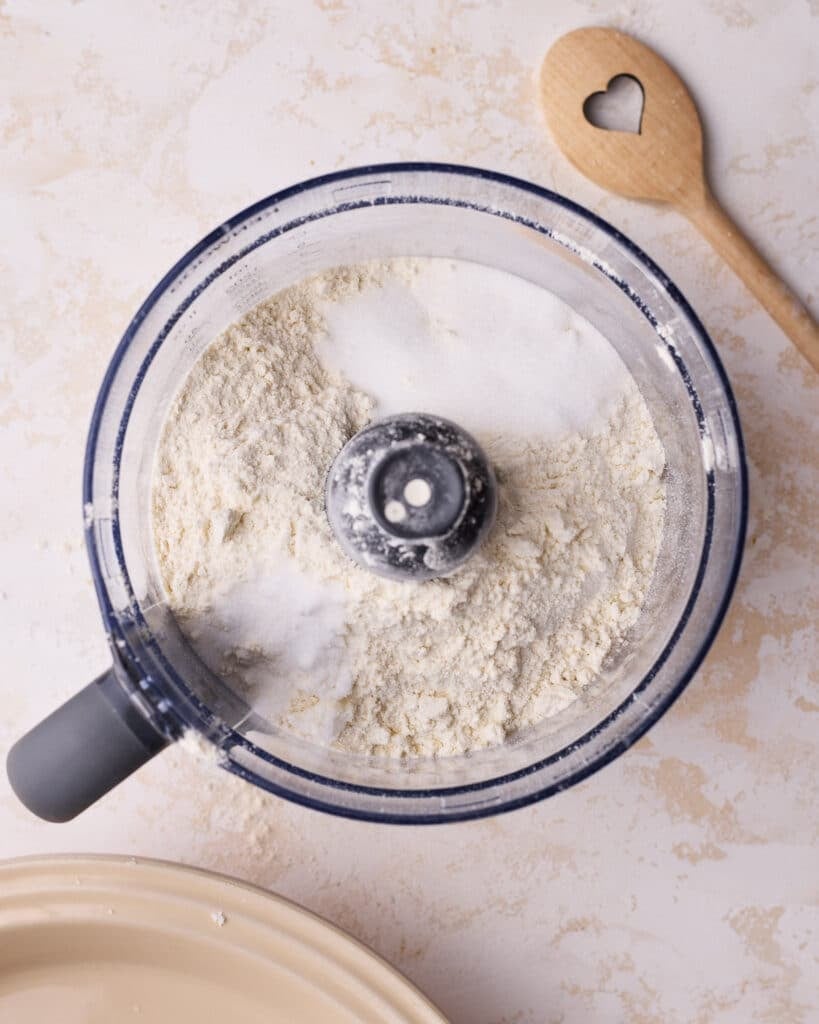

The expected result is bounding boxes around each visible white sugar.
[314,258,631,442]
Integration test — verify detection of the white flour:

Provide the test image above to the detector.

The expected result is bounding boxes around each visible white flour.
[152,258,666,757]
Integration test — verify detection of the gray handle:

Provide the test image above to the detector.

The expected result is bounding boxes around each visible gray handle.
[6,667,169,822]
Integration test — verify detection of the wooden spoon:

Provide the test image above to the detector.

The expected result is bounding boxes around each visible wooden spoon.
[541,27,819,373]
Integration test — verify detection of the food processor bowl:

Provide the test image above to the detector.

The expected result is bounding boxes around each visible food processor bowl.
[7,164,747,823]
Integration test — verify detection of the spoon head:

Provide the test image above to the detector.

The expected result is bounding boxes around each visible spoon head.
[541,28,706,207]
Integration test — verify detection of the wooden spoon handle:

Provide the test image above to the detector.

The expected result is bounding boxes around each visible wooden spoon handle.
[684,190,819,372]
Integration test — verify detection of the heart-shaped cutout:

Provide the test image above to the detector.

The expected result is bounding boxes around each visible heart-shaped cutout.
[583,74,644,134]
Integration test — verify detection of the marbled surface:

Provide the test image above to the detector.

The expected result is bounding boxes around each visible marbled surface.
[1,1,817,1021]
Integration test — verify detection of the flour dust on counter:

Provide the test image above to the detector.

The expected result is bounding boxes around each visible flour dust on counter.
[152,258,666,758]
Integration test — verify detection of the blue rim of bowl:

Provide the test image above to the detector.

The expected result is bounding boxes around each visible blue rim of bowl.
[83,162,748,824]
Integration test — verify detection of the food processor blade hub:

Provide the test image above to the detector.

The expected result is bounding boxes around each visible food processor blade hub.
[325,413,497,581]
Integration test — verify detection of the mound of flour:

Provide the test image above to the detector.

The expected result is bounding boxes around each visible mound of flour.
[152,259,666,757]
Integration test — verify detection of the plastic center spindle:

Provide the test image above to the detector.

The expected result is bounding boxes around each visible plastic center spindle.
[326,414,497,581]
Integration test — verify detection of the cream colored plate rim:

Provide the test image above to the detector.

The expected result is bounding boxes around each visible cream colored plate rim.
[0,854,448,1024]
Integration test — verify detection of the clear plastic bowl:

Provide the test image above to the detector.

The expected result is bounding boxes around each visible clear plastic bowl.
[15,164,748,823]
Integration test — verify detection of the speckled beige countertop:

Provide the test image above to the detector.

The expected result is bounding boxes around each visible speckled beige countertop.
[1,1,817,1021]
